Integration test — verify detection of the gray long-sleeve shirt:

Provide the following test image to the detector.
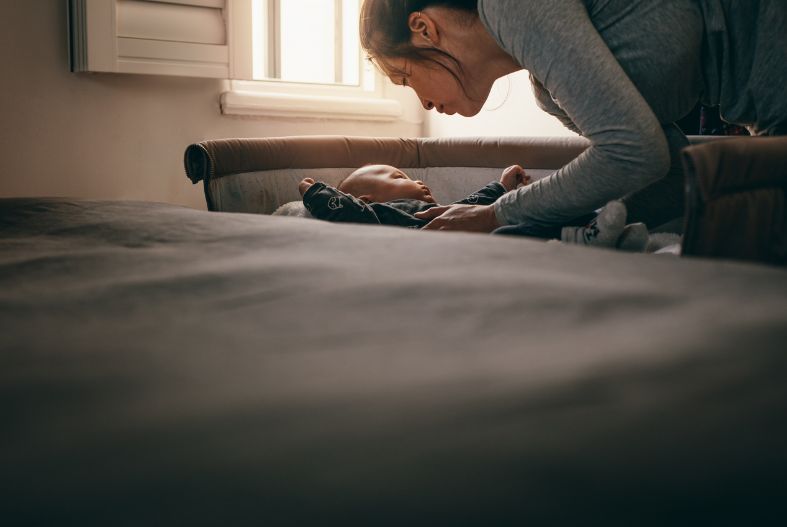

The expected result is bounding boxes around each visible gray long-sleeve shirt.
[480,0,787,226]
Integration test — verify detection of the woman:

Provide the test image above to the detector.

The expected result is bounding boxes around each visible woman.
[360,0,787,233]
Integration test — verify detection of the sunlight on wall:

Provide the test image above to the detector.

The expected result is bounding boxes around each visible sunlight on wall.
[427,70,578,138]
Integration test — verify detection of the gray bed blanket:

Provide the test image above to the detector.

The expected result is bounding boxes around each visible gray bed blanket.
[2,199,787,525]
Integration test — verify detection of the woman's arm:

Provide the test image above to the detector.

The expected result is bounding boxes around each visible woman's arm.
[479,0,670,226]
[415,204,501,232]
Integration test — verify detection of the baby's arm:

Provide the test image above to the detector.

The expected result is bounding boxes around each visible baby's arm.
[454,181,508,206]
[499,165,530,192]
[299,177,316,196]
[299,178,382,224]
[428,165,531,208]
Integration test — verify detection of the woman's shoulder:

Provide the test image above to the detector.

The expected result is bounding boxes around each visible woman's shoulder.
[476,0,600,72]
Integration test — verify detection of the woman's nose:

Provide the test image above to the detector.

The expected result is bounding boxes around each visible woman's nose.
[421,98,434,110]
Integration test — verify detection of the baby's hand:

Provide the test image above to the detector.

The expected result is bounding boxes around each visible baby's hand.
[299,178,316,197]
[500,165,530,192]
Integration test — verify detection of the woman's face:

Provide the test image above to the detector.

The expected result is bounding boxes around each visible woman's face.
[385,57,487,117]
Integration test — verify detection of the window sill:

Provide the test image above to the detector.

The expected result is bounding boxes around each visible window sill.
[220,89,403,121]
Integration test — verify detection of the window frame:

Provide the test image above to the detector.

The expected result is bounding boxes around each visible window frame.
[221,78,402,121]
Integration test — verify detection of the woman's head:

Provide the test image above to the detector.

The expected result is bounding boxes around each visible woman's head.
[360,1,478,64]
[360,0,493,116]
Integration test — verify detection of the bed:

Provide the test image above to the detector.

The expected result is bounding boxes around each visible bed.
[2,136,786,525]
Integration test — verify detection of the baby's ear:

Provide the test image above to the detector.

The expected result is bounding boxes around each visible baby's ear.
[358,195,373,203]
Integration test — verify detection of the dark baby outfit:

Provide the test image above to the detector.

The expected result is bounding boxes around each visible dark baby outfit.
[302,181,507,228]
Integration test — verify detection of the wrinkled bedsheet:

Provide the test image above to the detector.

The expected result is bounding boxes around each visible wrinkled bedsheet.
[2,199,786,525]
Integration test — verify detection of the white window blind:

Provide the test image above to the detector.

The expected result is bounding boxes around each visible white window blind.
[68,0,407,121]
[68,0,253,79]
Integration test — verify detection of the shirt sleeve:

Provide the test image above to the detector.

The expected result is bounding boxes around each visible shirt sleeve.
[302,182,382,224]
[479,0,670,225]
[453,182,507,206]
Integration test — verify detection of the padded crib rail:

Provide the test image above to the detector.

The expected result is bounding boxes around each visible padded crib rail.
[682,136,787,265]
[184,135,590,184]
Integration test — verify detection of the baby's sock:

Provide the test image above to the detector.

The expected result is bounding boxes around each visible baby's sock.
[616,222,649,252]
[561,200,627,248]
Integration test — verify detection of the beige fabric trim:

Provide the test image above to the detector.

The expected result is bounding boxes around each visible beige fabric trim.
[418,136,589,170]
[187,135,592,181]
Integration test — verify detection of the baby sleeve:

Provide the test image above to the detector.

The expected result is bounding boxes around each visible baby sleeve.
[302,182,382,224]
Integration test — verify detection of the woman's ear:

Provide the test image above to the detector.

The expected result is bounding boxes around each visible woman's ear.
[408,11,439,47]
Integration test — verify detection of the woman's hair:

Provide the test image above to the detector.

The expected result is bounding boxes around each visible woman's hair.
[359,0,478,83]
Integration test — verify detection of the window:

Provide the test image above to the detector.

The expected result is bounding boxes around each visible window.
[227,0,398,120]
[69,0,401,120]
[253,0,364,86]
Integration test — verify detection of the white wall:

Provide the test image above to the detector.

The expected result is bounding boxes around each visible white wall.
[0,1,422,210]
[426,70,577,138]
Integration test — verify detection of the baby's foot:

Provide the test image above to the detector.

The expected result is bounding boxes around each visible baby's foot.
[616,222,649,252]
[561,200,627,248]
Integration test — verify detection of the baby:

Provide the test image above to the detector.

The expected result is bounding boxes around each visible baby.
[299,164,649,250]
[298,164,528,228]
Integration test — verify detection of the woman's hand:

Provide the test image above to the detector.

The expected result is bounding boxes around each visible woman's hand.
[299,178,315,197]
[500,165,529,192]
[414,204,501,232]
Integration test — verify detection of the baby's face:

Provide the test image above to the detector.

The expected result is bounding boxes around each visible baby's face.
[340,165,435,204]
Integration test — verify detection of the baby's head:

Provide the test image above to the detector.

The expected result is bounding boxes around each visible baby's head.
[339,164,435,204]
